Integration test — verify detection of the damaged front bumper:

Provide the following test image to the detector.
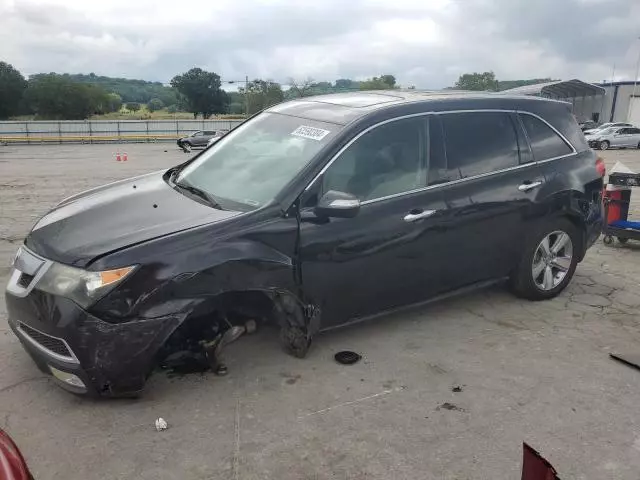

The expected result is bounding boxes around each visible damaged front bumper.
[5,291,181,397]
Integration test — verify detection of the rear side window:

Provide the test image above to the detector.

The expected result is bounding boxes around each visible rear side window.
[441,112,519,178]
[519,114,573,161]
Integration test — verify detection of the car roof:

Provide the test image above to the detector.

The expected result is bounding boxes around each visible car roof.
[266,90,570,125]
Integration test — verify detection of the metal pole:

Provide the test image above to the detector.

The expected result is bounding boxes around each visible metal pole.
[245,75,249,116]
[24,122,29,145]
[626,36,640,122]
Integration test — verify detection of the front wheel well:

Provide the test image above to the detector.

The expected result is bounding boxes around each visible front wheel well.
[156,290,279,364]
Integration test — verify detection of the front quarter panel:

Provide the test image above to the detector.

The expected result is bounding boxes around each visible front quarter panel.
[89,209,299,322]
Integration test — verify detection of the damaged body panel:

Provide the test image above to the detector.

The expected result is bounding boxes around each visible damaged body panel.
[5,91,603,396]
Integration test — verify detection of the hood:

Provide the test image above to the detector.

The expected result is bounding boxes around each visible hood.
[26,171,240,267]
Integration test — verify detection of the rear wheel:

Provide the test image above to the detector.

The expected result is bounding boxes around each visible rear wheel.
[510,218,580,300]
[599,140,610,150]
[637,142,640,149]
[618,237,629,244]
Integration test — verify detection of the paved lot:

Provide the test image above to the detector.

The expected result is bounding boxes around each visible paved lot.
[2,144,640,479]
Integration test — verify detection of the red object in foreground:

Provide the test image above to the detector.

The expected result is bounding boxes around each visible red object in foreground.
[522,442,560,480]
[0,429,32,480]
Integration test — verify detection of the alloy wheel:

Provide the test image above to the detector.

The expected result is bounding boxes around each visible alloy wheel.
[531,230,573,291]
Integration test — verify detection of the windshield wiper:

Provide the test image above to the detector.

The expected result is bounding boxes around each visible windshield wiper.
[172,177,222,209]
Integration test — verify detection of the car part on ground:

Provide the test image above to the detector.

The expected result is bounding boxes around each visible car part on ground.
[334,351,362,365]
[5,91,603,397]
[610,353,640,371]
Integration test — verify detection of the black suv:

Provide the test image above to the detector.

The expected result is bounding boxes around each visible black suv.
[5,92,604,396]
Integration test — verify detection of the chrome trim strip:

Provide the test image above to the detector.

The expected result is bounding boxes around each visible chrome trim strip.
[16,323,80,364]
[517,110,577,155]
[303,108,579,205]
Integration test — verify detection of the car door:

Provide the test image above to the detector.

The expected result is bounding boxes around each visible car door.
[611,128,629,147]
[191,131,205,146]
[298,115,454,327]
[432,111,547,288]
[630,128,640,148]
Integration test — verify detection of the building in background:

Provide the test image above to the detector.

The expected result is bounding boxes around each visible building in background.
[503,79,640,126]
[597,81,640,125]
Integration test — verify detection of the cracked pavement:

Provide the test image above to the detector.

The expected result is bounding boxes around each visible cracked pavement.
[1,145,640,479]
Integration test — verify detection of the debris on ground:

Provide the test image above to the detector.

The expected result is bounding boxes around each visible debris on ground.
[437,402,465,412]
[334,351,362,365]
[610,353,640,371]
[155,418,168,432]
[451,385,464,393]
[521,443,560,480]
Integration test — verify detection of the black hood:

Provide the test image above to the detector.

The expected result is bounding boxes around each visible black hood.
[26,171,240,267]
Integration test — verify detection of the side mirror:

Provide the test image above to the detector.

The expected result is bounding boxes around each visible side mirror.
[314,190,360,219]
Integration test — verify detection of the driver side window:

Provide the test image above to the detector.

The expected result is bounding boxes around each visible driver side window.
[321,117,426,202]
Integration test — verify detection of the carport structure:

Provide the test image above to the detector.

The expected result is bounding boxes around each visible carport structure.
[504,79,606,123]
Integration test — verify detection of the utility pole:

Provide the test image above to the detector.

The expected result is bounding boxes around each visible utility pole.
[626,36,640,122]
[245,75,249,116]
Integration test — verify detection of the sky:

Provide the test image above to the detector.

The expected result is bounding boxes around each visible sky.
[1,0,639,88]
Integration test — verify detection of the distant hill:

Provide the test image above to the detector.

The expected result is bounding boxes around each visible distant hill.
[497,78,558,91]
[65,73,179,105]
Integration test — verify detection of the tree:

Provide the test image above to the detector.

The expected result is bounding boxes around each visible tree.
[125,102,141,112]
[167,104,178,114]
[240,79,284,114]
[454,71,498,91]
[147,98,164,112]
[25,74,109,119]
[170,68,228,118]
[359,75,397,90]
[106,93,123,112]
[287,77,315,97]
[334,78,359,91]
[0,61,27,119]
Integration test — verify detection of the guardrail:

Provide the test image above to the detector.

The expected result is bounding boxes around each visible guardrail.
[0,119,244,145]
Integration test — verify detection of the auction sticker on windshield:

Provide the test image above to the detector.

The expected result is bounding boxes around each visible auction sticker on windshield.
[291,125,330,141]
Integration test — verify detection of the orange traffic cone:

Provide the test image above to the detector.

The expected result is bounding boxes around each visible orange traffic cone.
[116,152,121,162]
[123,152,128,162]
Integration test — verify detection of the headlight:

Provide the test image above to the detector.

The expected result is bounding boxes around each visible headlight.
[36,263,136,308]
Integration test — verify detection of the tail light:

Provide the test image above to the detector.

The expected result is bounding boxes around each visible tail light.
[595,156,606,177]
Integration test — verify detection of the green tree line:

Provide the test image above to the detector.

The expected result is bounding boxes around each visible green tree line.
[0,59,557,121]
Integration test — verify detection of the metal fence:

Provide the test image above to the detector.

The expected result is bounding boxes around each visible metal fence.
[0,119,244,144]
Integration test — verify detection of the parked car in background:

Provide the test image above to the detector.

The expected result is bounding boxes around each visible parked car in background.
[177,131,218,150]
[579,121,600,132]
[206,129,230,148]
[583,122,632,135]
[585,126,640,150]
[5,92,604,397]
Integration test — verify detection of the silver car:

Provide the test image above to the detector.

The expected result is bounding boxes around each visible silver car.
[583,122,632,135]
[585,126,640,150]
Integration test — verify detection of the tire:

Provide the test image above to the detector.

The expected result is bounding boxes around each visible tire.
[637,142,640,149]
[603,235,614,245]
[599,140,610,150]
[618,237,629,244]
[510,218,580,301]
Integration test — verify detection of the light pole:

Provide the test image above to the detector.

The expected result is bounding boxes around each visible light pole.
[221,76,249,116]
[626,36,640,123]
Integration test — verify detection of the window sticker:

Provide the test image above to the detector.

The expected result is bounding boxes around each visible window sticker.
[291,125,330,141]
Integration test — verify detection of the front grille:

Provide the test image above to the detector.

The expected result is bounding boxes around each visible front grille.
[18,323,76,361]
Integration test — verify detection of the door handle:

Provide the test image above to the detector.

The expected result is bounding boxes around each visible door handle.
[518,181,543,192]
[403,210,436,222]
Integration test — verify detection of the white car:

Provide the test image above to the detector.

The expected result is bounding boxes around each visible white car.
[583,122,632,135]
[585,126,640,150]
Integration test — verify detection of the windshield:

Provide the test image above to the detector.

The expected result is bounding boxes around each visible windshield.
[176,113,338,210]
